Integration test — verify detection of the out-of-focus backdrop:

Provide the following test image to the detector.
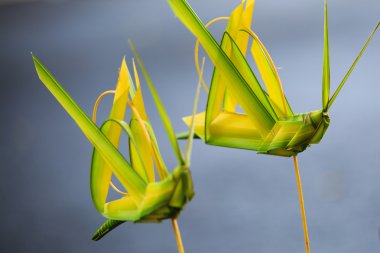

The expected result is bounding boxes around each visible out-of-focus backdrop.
[0,0,379,252]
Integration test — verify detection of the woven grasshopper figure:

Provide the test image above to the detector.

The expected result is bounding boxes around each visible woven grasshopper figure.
[172,0,379,157]
[168,0,379,252]
[33,41,202,252]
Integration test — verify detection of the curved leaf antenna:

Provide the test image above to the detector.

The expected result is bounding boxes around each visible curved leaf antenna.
[92,90,116,124]
[92,89,129,195]
[194,16,229,94]
[243,28,293,117]
[185,57,205,166]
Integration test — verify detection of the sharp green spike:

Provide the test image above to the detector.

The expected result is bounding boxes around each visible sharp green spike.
[322,0,330,110]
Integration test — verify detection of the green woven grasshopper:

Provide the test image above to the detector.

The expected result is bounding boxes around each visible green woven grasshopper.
[168,0,379,252]
[33,41,202,252]
[172,0,379,157]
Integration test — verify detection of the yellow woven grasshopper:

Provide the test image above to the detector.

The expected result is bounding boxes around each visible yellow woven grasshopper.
[33,41,203,252]
[168,0,379,252]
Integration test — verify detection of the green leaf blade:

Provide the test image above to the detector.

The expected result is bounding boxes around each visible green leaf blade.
[322,0,330,110]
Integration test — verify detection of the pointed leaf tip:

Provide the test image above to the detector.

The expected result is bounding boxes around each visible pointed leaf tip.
[322,0,330,110]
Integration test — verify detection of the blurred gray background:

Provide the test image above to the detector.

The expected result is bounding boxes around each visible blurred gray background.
[0,0,379,252]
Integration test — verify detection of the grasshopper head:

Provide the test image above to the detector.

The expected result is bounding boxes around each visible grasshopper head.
[173,165,195,204]
[309,110,330,144]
